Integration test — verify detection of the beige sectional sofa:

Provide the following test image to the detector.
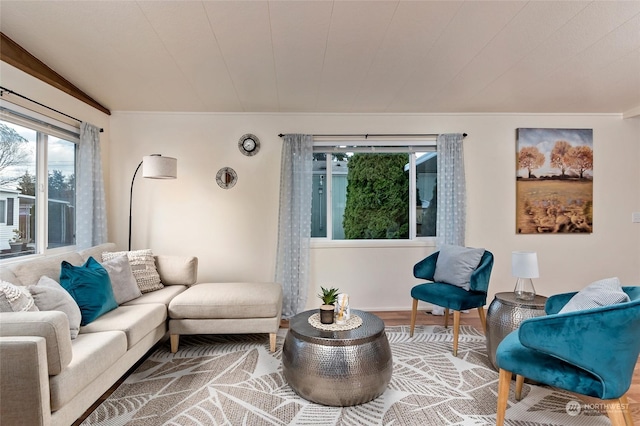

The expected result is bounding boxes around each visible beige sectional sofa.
[0,243,198,426]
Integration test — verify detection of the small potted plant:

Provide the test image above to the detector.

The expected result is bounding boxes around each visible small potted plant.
[318,286,339,324]
[8,229,26,253]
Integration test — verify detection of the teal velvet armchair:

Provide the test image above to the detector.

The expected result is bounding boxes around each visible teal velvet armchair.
[496,286,640,426]
[410,250,494,356]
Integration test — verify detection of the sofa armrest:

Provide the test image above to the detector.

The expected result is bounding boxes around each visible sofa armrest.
[0,311,72,375]
[154,255,198,285]
[0,336,51,426]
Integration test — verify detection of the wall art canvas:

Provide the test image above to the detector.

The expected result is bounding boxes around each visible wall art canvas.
[516,128,593,234]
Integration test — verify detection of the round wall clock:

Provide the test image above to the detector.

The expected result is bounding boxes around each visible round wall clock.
[238,133,260,156]
[216,167,238,189]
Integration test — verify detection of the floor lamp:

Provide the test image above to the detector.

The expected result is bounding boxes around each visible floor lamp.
[129,154,177,251]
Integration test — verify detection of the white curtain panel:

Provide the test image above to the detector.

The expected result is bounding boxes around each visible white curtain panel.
[76,122,107,249]
[436,133,466,247]
[275,134,313,318]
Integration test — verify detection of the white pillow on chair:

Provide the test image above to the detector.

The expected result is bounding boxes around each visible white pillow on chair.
[433,244,485,291]
[559,277,630,313]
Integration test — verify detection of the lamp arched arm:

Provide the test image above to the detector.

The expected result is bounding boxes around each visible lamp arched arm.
[128,160,144,251]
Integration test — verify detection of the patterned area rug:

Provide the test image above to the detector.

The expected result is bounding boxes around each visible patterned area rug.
[81,325,608,425]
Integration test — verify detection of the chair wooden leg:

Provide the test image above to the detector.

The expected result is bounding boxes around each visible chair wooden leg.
[515,374,524,400]
[604,397,628,426]
[619,395,633,426]
[496,368,512,426]
[477,307,487,334]
[452,310,460,356]
[444,308,450,328]
[410,299,418,337]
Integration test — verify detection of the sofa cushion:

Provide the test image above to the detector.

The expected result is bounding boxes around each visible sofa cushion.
[60,257,118,326]
[28,276,82,340]
[0,268,20,285]
[79,304,167,349]
[0,280,38,312]
[102,249,163,293]
[10,252,84,286]
[154,255,198,285]
[49,330,127,411]
[123,285,187,307]
[559,277,630,313]
[433,244,485,291]
[101,254,142,304]
[169,282,282,319]
[78,243,117,263]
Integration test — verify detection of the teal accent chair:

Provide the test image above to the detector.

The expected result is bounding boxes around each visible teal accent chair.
[495,286,640,426]
[410,250,494,356]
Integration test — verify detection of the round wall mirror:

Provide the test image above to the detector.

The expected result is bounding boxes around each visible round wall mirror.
[216,167,237,189]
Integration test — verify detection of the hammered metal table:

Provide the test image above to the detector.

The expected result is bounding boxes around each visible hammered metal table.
[486,292,548,370]
[282,309,393,406]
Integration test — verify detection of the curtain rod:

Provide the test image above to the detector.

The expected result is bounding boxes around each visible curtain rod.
[277,133,467,138]
[0,85,103,132]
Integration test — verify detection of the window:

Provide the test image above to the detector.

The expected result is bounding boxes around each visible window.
[311,141,437,241]
[0,116,77,259]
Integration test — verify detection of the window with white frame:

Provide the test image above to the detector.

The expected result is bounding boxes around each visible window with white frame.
[0,114,78,259]
[311,140,437,241]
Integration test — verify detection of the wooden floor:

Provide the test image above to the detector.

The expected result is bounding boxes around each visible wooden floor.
[74,309,640,425]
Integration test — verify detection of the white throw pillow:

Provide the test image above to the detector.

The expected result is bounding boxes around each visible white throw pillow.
[28,276,82,339]
[101,254,142,304]
[559,277,630,313]
[102,249,163,293]
[433,244,485,291]
[0,280,38,312]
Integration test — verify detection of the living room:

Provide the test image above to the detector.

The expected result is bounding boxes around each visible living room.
[0,1,639,425]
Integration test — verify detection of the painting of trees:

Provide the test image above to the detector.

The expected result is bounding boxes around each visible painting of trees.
[550,140,572,177]
[567,145,593,179]
[516,128,593,234]
[518,146,545,178]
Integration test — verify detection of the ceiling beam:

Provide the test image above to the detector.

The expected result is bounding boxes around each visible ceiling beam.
[622,105,640,119]
[0,32,110,116]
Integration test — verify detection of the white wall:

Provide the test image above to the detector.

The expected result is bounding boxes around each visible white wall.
[3,61,639,312]
[109,112,640,311]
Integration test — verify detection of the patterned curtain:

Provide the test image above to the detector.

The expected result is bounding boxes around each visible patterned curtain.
[275,134,314,318]
[436,133,466,247]
[76,122,107,248]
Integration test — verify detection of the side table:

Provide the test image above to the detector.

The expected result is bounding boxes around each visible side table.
[485,292,548,370]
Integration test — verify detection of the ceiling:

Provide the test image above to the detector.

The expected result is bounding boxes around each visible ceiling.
[1,1,639,115]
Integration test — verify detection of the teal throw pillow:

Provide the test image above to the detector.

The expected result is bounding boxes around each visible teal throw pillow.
[60,256,117,326]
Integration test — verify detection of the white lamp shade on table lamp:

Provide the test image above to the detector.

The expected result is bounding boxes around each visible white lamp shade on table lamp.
[512,251,539,301]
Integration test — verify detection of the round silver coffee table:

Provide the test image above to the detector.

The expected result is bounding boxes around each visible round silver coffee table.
[486,292,548,370]
[282,309,392,406]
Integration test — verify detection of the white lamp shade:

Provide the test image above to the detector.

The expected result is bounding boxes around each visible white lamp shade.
[511,251,539,278]
[143,155,177,179]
